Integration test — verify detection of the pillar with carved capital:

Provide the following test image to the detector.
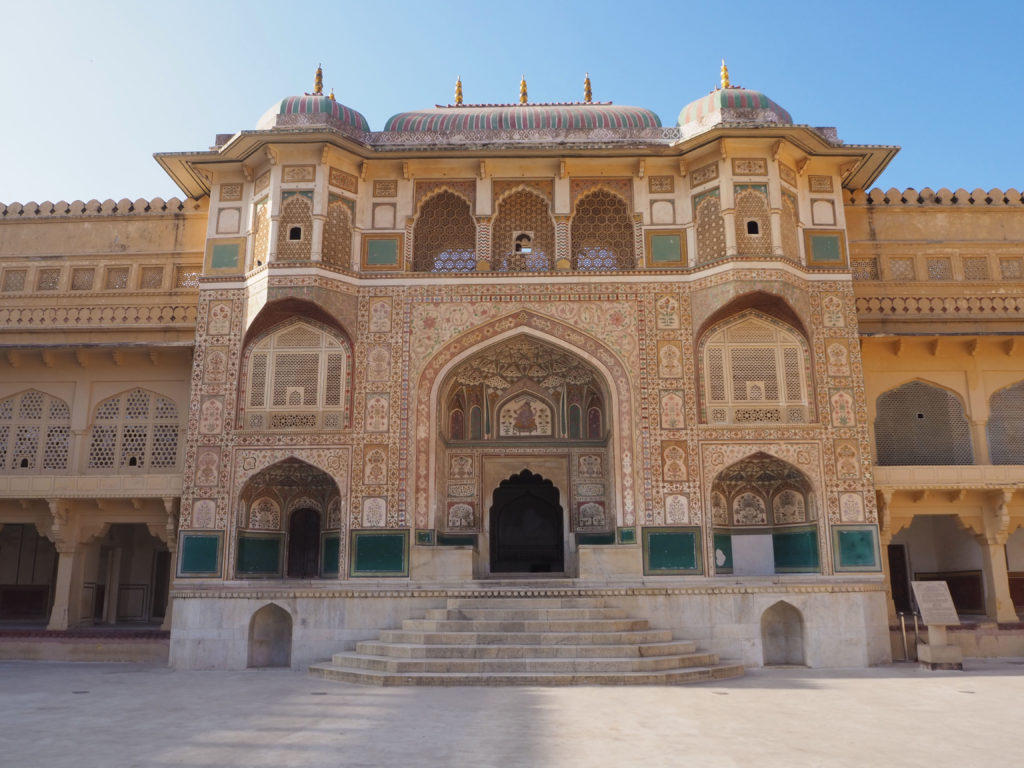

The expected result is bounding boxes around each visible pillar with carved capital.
[977,490,1018,623]
[48,543,87,630]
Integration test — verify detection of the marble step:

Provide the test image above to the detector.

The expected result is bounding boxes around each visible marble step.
[445,597,609,609]
[353,639,698,659]
[330,651,721,674]
[400,618,651,633]
[308,663,746,687]
[423,607,630,621]
[376,629,675,646]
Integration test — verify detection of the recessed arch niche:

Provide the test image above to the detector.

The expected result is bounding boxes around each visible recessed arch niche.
[236,458,343,579]
[710,452,819,576]
[435,333,616,576]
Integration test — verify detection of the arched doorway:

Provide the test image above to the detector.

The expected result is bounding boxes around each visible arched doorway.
[236,458,342,580]
[287,509,321,578]
[489,470,564,574]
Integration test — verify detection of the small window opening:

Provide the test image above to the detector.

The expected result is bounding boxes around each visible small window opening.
[514,232,533,255]
[288,226,302,241]
[746,220,760,235]
[128,456,138,467]
[19,458,29,468]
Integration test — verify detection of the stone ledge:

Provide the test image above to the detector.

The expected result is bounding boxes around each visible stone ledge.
[171,580,886,600]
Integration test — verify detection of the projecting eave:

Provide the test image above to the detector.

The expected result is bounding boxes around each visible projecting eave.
[670,123,899,190]
[154,126,374,198]
[156,122,900,198]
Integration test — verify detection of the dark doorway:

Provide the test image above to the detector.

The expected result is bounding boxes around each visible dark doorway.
[287,509,321,578]
[887,543,912,614]
[489,470,564,573]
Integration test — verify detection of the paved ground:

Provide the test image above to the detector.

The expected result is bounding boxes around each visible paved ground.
[2,659,1021,767]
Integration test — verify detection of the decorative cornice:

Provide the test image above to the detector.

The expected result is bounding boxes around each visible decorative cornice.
[171,582,886,600]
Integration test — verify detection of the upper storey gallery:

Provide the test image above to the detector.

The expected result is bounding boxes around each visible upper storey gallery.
[156,66,896,278]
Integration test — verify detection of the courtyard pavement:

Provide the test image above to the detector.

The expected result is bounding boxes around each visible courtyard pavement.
[2,658,1021,767]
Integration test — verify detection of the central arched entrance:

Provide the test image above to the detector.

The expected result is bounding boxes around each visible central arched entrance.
[489,470,564,574]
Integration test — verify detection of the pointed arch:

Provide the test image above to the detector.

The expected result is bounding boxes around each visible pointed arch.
[86,388,180,472]
[875,379,973,465]
[988,379,1024,464]
[490,187,556,272]
[697,309,814,425]
[323,195,354,268]
[248,603,292,667]
[570,188,635,270]
[412,189,477,272]
[761,601,805,665]
[239,316,353,431]
[412,311,635,530]
[0,389,71,472]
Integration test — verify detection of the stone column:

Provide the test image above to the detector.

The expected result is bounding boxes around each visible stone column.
[161,497,179,631]
[976,490,1018,623]
[769,210,784,257]
[310,214,326,263]
[103,547,122,624]
[48,543,87,630]
[970,420,991,465]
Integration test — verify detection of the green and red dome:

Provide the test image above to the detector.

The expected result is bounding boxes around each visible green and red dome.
[678,87,792,133]
[384,103,662,132]
[257,95,370,132]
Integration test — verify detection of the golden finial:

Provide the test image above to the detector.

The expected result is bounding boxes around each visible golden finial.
[720,59,730,89]
[328,88,335,101]
[520,74,528,104]
[584,72,592,103]
[455,76,463,105]
[314,63,324,96]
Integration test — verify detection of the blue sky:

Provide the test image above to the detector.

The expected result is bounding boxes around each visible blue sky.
[2,0,1021,202]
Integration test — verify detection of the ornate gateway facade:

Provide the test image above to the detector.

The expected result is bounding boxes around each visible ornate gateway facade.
[2,66,1022,672]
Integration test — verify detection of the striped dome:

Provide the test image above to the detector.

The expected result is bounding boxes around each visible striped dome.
[678,87,792,131]
[258,95,370,132]
[384,103,662,132]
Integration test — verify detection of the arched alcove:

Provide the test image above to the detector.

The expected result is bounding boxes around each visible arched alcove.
[761,601,805,665]
[248,603,292,667]
[710,452,819,575]
[237,458,342,579]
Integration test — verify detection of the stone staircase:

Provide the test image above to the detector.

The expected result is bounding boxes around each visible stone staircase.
[309,596,744,686]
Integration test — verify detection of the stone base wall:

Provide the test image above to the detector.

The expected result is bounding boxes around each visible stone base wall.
[170,579,892,670]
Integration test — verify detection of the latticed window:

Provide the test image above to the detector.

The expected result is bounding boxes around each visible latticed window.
[0,390,71,472]
[987,381,1024,464]
[780,193,800,261]
[875,381,973,465]
[412,191,476,272]
[276,192,313,261]
[734,186,773,256]
[491,190,555,272]
[571,189,634,270]
[252,198,270,267]
[323,197,353,268]
[243,320,351,431]
[87,389,180,471]
[695,190,726,264]
[700,314,811,424]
